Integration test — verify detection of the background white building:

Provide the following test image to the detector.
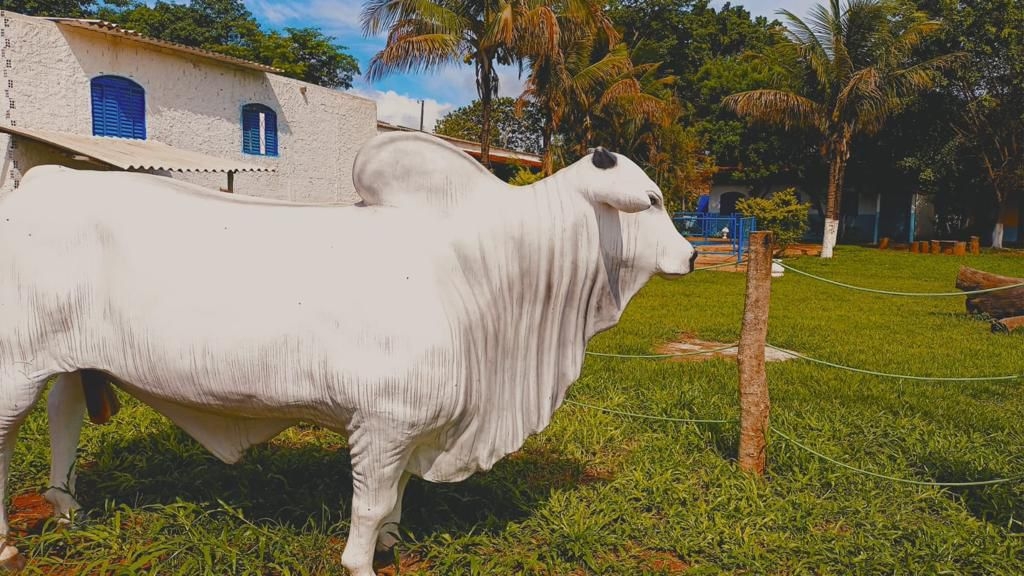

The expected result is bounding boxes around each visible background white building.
[0,11,378,203]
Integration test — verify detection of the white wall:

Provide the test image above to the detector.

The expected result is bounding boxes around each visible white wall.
[0,12,377,204]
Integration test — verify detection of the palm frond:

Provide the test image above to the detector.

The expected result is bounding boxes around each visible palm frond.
[365,32,463,80]
[723,90,825,132]
[361,0,467,37]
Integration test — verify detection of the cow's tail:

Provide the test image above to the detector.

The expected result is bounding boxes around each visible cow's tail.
[80,370,121,425]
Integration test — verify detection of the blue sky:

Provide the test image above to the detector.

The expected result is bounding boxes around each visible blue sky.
[244,0,819,129]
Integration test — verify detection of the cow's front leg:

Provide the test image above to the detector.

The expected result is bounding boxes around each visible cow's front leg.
[0,370,47,570]
[375,471,410,552]
[340,432,407,576]
[43,372,86,521]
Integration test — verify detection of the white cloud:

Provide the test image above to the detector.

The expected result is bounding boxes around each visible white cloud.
[417,64,528,106]
[246,0,365,33]
[352,89,454,131]
[247,0,300,25]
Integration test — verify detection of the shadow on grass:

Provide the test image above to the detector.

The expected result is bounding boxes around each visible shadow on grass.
[73,425,605,539]
[700,424,740,464]
[911,454,1024,534]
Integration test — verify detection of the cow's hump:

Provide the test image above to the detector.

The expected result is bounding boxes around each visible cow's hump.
[352,131,505,212]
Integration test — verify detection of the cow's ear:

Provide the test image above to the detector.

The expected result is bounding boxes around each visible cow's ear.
[591,187,651,213]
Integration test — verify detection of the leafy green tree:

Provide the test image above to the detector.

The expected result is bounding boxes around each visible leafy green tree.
[607,0,778,104]
[928,0,1023,247]
[253,28,360,89]
[90,0,360,88]
[605,0,810,201]
[3,0,96,17]
[724,0,960,258]
[435,97,544,154]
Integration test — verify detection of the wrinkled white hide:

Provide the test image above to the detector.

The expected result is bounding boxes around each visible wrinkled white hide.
[0,132,695,575]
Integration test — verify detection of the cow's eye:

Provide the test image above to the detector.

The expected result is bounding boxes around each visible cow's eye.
[648,193,661,209]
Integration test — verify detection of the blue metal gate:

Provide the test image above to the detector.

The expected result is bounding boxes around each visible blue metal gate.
[672,213,758,263]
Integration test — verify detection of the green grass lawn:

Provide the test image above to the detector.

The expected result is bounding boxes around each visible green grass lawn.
[8,247,1024,575]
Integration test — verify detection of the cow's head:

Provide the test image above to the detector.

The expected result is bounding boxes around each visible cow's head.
[573,147,696,282]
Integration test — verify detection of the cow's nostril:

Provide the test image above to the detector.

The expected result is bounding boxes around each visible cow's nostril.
[689,250,699,270]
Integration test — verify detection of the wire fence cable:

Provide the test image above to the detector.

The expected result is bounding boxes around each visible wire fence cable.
[766,344,1023,382]
[564,401,1024,486]
[771,426,1024,487]
[774,261,1024,297]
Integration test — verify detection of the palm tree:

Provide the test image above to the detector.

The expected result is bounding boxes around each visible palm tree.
[509,0,622,173]
[519,36,631,172]
[723,0,960,258]
[361,0,562,168]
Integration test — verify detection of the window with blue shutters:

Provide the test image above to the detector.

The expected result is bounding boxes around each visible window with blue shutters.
[241,104,278,157]
[90,76,146,139]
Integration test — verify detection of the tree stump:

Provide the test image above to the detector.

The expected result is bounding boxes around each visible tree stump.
[931,240,941,254]
[970,236,981,255]
[879,237,890,250]
[956,266,1024,319]
[910,241,919,253]
[953,241,966,256]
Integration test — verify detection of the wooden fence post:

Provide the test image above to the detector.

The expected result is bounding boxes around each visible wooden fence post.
[737,231,773,476]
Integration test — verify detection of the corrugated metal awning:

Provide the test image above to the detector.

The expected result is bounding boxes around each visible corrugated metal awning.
[49,19,282,74]
[0,125,275,173]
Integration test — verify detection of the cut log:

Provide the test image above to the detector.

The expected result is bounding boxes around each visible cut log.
[992,316,1024,334]
[956,266,1024,319]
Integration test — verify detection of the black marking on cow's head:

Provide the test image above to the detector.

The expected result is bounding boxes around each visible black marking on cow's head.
[590,147,617,170]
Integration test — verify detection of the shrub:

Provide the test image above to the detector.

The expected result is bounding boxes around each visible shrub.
[509,166,544,186]
[736,189,810,251]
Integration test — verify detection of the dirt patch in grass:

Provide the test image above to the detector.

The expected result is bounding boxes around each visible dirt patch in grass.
[643,550,690,573]
[8,492,54,535]
[375,549,431,575]
[655,335,796,363]
[779,243,822,257]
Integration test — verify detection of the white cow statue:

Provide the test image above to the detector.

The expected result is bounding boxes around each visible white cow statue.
[0,132,695,574]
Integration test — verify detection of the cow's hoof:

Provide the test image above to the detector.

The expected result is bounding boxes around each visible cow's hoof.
[0,544,25,572]
[42,487,80,523]
[375,531,400,553]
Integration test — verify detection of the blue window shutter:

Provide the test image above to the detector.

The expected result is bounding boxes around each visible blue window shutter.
[241,103,279,157]
[264,109,278,156]
[91,76,146,139]
[242,106,260,154]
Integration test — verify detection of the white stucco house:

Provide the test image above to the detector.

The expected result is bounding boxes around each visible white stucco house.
[0,10,378,203]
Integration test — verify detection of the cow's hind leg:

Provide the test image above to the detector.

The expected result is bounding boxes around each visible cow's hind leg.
[375,471,411,552]
[0,369,47,568]
[340,431,409,576]
[43,372,86,521]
